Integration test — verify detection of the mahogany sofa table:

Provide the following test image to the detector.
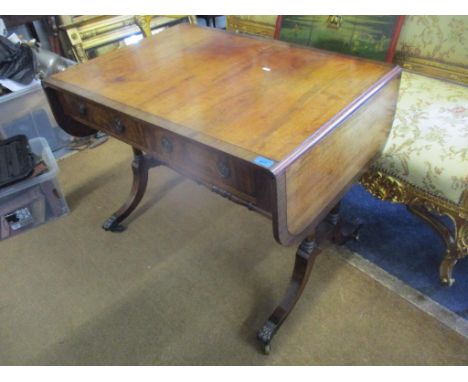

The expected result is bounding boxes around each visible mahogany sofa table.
[43,24,401,354]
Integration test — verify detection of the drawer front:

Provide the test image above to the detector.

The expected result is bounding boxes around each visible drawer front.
[56,90,274,213]
[57,91,148,149]
[144,128,271,208]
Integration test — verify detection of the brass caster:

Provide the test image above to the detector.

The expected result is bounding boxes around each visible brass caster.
[102,215,127,233]
[440,276,455,287]
[108,224,126,233]
[333,219,362,245]
[257,320,276,355]
[349,219,363,242]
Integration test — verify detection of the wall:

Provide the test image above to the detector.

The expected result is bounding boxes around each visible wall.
[394,15,467,84]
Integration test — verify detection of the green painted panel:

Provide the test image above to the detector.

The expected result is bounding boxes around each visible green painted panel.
[279,16,399,61]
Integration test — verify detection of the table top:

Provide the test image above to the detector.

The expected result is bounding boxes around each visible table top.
[49,24,399,170]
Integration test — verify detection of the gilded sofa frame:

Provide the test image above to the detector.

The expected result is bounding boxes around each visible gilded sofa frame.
[360,170,467,286]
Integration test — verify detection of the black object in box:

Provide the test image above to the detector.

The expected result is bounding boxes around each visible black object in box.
[0,134,35,189]
[0,137,69,240]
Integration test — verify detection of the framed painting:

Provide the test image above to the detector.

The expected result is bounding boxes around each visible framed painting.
[276,16,405,62]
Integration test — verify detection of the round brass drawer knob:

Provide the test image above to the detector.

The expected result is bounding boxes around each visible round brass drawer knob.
[78,102,87,116]
[161,137,173,153]
[113,118,125,134]
[217,158,231,179]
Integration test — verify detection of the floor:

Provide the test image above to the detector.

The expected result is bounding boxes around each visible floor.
[0,138,467,365]
[341,184,468,328]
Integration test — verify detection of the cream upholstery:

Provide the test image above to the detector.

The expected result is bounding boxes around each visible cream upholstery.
[373,71,468,205]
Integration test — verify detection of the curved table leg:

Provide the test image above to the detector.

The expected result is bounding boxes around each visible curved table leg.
[102,147,159,232]
[257,234,320,355]
[328,201,362,245]
[256,201,361,354]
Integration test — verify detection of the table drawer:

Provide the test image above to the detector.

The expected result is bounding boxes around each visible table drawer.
[146,128,270,205]
[57,91,148,149]
[55,90,274,213]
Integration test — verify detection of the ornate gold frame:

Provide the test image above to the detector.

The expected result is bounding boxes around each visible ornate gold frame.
[226,16,278,38]
[59,15,197,63]
[393,53,468,85]
[360,169,468,286]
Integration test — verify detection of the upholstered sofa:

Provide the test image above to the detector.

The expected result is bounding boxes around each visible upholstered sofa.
[360,16,467,286]
[360,71,467,285]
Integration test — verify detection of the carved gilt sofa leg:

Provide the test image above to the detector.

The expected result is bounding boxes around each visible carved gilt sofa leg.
[360,170,467,286]
[406,204,458,286]
[446,214,468,285]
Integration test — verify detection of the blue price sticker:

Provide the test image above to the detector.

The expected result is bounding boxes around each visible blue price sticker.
[253,156,275,168]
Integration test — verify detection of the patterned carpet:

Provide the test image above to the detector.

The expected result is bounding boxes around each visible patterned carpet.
[342,184,468,320]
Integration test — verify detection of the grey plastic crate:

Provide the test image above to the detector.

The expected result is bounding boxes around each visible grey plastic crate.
[0,83,71,151]
[0,137,69,240]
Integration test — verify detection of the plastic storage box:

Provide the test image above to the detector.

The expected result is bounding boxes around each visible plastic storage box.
[0,137,69,240]
[0,83,71,152]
